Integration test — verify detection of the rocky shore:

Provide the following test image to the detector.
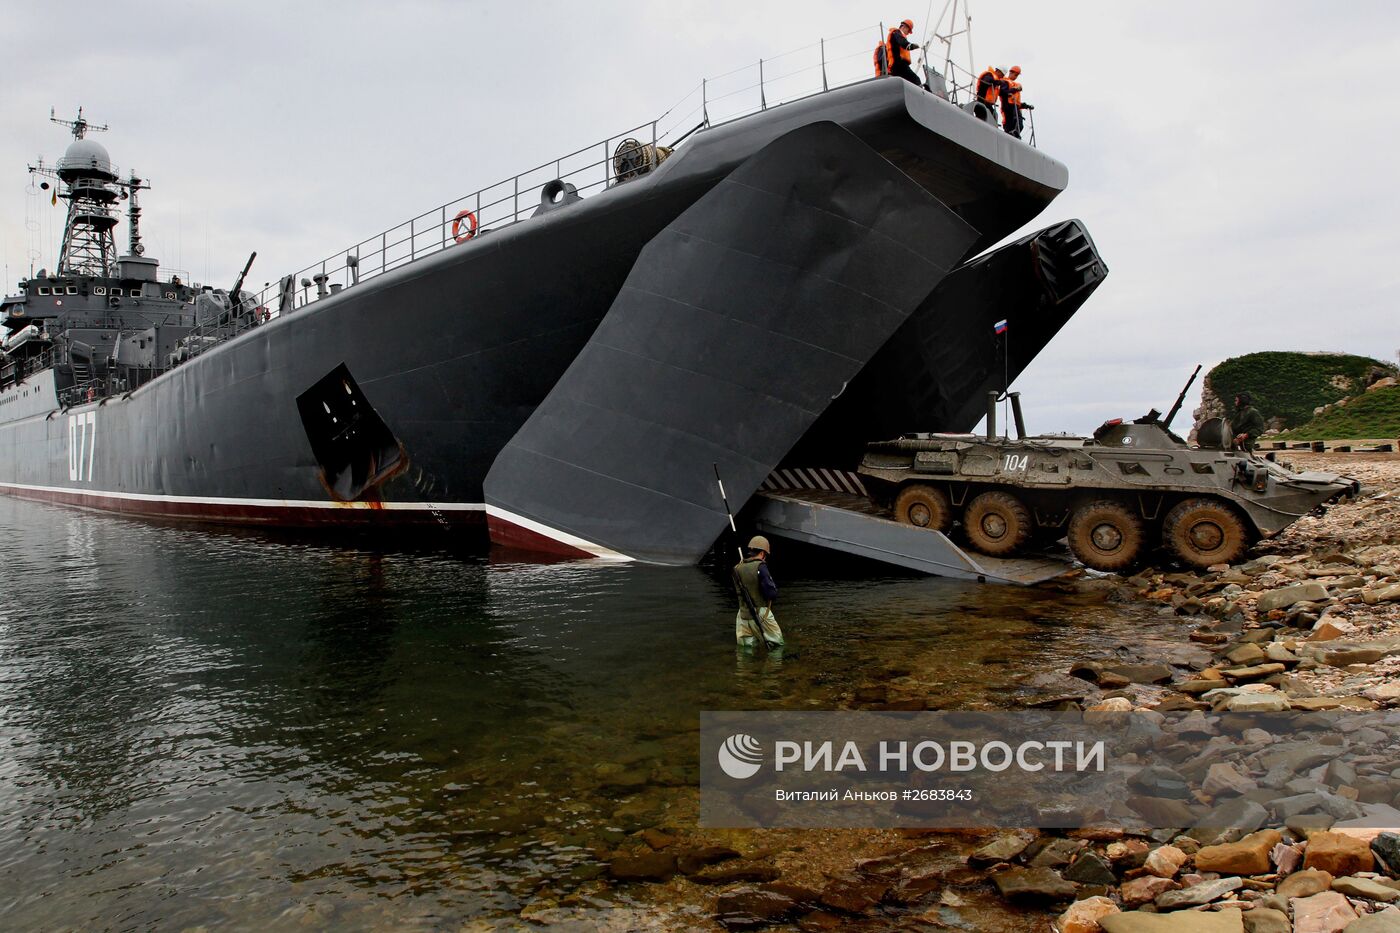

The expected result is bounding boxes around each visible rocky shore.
[558,453,1400,932]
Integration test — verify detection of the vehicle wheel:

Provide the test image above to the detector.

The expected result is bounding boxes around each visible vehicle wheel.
[963,491,1033,557]
[893,484,953,534]
[1163,497,1250,569]
[1067,499,1145,571]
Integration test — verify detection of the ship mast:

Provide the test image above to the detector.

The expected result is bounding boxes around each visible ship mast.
[27,107,130,277]
[926,0,977,103]
[125,172,150,257]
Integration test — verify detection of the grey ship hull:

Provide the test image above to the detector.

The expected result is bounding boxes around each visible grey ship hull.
[0,80,1076,549]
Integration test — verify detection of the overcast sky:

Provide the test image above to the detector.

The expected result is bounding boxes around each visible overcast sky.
[2,1,1396,433]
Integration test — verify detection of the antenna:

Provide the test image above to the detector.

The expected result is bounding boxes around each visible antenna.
[50,106,109,140]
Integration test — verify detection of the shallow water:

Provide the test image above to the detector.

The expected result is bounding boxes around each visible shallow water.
[0,496,1175,929]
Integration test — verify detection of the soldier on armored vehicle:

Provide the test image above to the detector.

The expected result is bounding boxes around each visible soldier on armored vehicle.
[857,372,1358,572]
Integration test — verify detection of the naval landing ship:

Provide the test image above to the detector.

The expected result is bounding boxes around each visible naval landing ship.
[0,35,1107,565]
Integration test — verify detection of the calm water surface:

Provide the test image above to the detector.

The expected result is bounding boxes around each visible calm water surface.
[0,496,1174,930]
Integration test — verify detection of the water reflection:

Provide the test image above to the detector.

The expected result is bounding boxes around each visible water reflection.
[0,496,1173,928]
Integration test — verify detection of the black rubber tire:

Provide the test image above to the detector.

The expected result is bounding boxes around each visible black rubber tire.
[893,484,954,534]
[963,491,1033,557]
[1163,497,1250,569]
[1067,499,1146,571]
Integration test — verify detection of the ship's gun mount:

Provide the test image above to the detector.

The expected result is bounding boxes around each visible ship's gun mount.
[225,251,257,321]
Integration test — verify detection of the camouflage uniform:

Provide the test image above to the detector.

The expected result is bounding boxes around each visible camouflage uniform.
[733,556,783,648]
[1234,403,1266,451]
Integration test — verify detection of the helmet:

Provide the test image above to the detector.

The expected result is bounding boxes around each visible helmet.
[901,18,914,29]
[1009,65,1021,75]
[747,535,771,553]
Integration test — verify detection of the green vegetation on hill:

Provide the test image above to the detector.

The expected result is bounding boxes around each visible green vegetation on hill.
[1276,385,1400,440]
[1208,352,1397,429]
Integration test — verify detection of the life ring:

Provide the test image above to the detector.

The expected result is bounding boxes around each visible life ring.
[86,387,96,402]
[452,210,478,243]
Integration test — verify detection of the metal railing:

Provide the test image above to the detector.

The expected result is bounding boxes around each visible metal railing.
[4,330,176,407]
[217,27,888,327]
[170,24,1037,366]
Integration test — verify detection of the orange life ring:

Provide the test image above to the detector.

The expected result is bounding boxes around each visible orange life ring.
[86,387,96,402]
[452,210,478,243]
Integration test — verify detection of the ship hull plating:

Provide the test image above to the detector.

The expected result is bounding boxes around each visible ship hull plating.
[1,81,1076,538]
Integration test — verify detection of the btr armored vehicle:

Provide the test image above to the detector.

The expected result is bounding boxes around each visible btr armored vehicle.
[857,386,1359,571]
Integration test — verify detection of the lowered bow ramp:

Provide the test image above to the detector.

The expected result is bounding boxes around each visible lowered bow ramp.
[484,122,978,564]
[787,219,1109,466]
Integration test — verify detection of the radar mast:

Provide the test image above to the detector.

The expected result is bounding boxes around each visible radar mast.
[27,108,147,277]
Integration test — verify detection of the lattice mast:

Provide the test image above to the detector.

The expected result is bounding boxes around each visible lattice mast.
[27,108,127,276]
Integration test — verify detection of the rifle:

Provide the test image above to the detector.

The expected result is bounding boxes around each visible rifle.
[714,463,768,653]
[1163,364,1203,430]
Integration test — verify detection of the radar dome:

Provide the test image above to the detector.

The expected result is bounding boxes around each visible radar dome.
[57,138,116,181]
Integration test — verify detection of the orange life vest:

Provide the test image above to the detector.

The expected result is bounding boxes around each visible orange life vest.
[887,28,912,68]
[1003,80,1022,107]
[976,68,1001,105]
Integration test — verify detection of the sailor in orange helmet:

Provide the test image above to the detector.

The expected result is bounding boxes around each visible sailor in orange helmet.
[886,19,922,86]
[976,65,1006,118]
[1000,65,1034,138]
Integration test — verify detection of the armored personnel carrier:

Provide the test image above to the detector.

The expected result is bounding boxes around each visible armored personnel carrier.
[857,378,1359,571]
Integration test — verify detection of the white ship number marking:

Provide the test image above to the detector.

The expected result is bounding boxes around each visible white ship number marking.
[67,411,98,482]
[1002,454,1029,473]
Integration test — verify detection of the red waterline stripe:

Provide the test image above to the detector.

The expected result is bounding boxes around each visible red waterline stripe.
[0,483,485,527]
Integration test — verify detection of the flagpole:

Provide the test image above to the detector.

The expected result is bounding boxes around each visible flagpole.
[993,318,1010,437]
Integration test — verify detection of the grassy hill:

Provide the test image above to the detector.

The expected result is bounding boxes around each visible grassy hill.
[1206,352,1397,429]
[1276,385,1400,440]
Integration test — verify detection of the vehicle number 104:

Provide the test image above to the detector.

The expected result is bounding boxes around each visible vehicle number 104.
[1002,454,1029,472]
[68,411,97,482]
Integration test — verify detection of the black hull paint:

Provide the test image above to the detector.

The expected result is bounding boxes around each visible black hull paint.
[483,123,978,563]
[1,80,1076,542]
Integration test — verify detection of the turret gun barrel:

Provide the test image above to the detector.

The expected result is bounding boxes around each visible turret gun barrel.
[1163,364,1202,429]
[227,251,257,319]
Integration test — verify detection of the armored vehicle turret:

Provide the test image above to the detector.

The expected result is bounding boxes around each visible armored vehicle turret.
[857,382,1359,571]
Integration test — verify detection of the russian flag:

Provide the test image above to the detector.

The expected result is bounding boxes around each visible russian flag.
[994,319,1009,334]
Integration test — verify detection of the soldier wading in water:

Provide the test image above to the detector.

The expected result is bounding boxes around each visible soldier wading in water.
[733,536,784,651]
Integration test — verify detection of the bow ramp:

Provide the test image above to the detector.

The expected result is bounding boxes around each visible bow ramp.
[751,489,1068,586]
[484,121,978,564]
[790,218,1109,468]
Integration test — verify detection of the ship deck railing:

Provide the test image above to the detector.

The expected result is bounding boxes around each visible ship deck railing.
[172,25,1033,366]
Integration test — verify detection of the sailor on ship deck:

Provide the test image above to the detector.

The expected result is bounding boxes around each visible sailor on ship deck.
[1000,65,1033,138]
[886,19,921,86]
[976,66,1006,119]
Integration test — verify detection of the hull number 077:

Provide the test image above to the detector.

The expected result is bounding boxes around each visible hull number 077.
[68,411,97,482]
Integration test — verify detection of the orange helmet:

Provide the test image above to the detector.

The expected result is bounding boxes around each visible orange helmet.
[1009,65,1022,76]
[901,18,914,29]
